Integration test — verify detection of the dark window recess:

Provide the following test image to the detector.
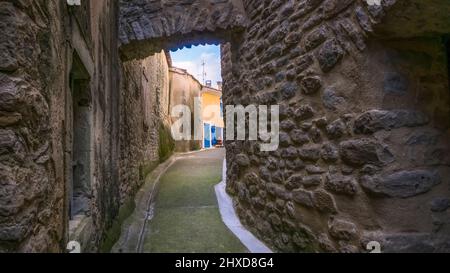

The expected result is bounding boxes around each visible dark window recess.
[445,36,450,91]
[69,53,92,220]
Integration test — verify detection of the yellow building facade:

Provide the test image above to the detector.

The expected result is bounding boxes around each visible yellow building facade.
[201,86,224,148]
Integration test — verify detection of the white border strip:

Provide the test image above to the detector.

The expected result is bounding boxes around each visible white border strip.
[214,159,273,253]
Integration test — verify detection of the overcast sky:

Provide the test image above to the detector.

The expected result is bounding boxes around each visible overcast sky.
[170,44,222,89]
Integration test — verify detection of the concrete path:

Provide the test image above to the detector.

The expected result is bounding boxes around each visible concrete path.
[113,148,272,253]
[141,148,248,253]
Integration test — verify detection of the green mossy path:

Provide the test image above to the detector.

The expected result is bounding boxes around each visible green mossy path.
[142,149,248,253]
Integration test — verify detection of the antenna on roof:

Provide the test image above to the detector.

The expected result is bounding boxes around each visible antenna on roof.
[201,59,207,85]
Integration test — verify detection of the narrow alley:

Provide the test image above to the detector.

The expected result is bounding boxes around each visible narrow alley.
[114,149,248,253]
[1,0,450,255]
[142,149,246,253]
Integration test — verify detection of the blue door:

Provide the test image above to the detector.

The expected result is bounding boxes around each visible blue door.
[204,123,211,148]
[211,126,217,146]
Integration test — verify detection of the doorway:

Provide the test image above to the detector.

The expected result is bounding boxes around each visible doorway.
[446,35,450,91]
[204,123,211,149]
[69,53,92,219]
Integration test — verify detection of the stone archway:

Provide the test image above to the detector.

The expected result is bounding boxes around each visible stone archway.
[119,0,248,60]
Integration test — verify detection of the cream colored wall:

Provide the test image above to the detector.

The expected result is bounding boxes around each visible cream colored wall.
[169,67,203,151]
[169,68,202,110]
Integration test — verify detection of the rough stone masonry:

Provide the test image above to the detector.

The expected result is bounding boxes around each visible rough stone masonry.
[220,0,450,253]
[0,0,172,252]
[1,0,450,253]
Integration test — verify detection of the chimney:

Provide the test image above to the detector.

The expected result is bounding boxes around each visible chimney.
[217,81,223,90]
[205,80,212,87]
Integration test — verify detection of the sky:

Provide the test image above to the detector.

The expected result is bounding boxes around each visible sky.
[170,44,222,89]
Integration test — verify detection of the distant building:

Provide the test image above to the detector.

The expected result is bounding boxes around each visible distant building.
[201,85,224,149]
[169,66,224,151]
[169,67,203,152]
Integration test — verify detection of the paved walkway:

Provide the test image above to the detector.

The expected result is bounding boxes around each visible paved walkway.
[141,149,248,253]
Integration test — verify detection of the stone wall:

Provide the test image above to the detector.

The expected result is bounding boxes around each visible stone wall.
[222,0,450,252]
[1,0,61,252]
[0,0,176,253]
[119,51,172,202]
[0,0,122,252]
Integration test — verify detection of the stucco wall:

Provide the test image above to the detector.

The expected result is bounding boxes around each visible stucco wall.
[202,89,224,129]
[169,67,203,152]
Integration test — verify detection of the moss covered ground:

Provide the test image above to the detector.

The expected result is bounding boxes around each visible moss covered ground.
[142,149,247,253]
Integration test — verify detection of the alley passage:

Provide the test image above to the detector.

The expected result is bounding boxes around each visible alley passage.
[142,149,247,253]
